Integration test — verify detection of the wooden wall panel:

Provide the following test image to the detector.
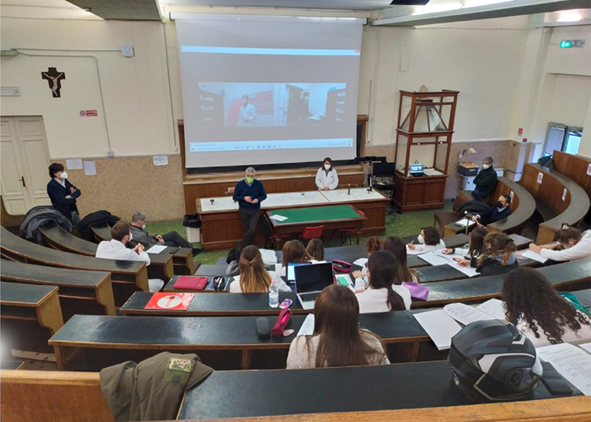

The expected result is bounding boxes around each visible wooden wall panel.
[553,151,591,197]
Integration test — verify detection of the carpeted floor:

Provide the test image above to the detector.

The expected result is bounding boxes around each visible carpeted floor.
[146,200,453,265]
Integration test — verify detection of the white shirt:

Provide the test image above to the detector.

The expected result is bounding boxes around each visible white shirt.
[315,168,339,190]
[540,230,591,262]
[54,177,66,188]
[239,103,257,126]
[229,271,291,293]
[356,285,412,313]
[410,239,446,253]
[517,313,591,348]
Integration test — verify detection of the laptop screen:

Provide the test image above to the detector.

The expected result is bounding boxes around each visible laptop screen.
[294,262,335,293]
[410,164,424,173]
[287,262,311,282]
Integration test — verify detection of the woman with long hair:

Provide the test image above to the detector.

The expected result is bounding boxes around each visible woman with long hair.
[407,226,445,253]
[279,240,315,277]
[230,246,291,293]
[502,268,591,347]
[476,233,518,276]
[287,284,389,369]
[442,226,488,267]
[383,236,420,283]
[306,238,325,261]
[529,226,591,262]
[356,251,409,312]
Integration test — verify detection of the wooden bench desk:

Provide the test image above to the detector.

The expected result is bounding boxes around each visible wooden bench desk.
[1,282,64,354]
[553,150,591,198]
[38,222,174,282]
[178,361,583,421]
[520,163,590,244]
[1,227,148,306]
[0,260,115,319]
[88,222,197,275]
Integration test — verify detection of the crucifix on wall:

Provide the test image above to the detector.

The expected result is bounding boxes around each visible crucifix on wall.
[41,67,66,98]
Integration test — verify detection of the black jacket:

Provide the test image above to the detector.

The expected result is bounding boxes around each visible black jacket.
[46,178,81,221]
[478,206,512,225]
[473,167,498,198]
[476,256,519,277]
[78,210,120,241]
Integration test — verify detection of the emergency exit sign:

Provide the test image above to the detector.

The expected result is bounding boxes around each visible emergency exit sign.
[560,39,585,48]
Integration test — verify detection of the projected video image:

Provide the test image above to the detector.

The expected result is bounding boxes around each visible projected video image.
[197,82,347,128]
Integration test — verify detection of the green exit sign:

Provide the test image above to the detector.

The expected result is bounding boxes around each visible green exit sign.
[560,39,586,48]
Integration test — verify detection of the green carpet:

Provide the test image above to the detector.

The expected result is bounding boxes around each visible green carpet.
[146,200,453,265]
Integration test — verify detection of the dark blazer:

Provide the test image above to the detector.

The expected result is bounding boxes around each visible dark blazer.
[478,206,512,225]
[476,256,519,277]
[46,179,81,221]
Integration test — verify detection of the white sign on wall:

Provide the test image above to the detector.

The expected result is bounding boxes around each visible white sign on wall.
[537,172,543,184]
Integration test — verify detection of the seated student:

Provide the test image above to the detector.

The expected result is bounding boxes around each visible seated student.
[130,212,203,256]
[356,251,409,312]
[286,284,389,369]
[407,227,445,253]
[230,246,290,293]
[442,226,488,268]
[383,236,420,283]
[471,194,512,226]
[472,156,497,199]
[502,267,591,347]
[306,238,325,261]
[96,221,164,292]
[528,226,591,262]
[351,236,384,284]
[279,240,315,277]
[476,233,518,276]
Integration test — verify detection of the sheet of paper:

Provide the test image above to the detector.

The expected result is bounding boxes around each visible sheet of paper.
[406,246,424,255]
[522,250,548,263]
[153,155,168,166]
[297,314,315,337]
[536,343,591,396]
[83,160,96,176]
[353,258,368,266]
[269,214,288,222]
[476,298,506,320]
[443,303,498,325]
[66,158,83,170]
[147,245,167,254]
[455,218,476,227]
[414,310,461,351]
[446,260,479,277]
[579,342,591,355]
[418,251,452,266]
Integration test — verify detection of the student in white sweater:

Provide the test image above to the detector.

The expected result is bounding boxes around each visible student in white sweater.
[356,251,409,313]
[502,268,591,347]
[407,227,445,253]
[528,227,591,262]
[287,284,389,369]
[229,246,291,293]
[315,157,339,190]
[278,240,318,277]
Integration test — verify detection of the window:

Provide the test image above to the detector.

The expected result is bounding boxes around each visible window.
[543,122,584,156]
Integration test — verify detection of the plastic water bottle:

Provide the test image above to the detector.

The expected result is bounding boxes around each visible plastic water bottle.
[269,280,279,308]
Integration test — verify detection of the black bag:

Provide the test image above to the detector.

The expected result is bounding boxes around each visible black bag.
[78,210,120,241]
[226,247,242,264]
[183,213,201,228]
[458,200,491,216]
[538,156,554,170]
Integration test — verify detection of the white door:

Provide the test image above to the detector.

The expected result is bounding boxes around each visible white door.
[1,116,51,215]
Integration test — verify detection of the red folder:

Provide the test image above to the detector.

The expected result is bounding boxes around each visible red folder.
[145,293,194,310]
[173,276,209,291]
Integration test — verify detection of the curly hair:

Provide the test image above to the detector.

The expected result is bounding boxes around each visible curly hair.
[365,236,384,255]
[421,227,441,246]
[502,268,590,344]
[478,232,516,267]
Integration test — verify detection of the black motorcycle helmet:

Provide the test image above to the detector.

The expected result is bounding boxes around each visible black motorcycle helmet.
[448,320,543,402]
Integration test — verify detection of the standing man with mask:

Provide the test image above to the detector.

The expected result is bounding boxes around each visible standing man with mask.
[233,167,267,248]
[472,156,497,199]
[47,163,82,225]
[238,95,257,127]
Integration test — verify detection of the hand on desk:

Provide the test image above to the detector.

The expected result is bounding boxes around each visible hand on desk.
[156,235,164,244]
[442,248,453,255]
[407,243,416,250]
[529,243,542,254]
[457,259,471,267]
[133,244,145,254]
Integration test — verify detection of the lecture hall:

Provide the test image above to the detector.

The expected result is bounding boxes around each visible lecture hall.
[1,0,591,421]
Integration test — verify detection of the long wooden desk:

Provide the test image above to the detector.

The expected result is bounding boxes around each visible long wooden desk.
[88,222,197,275]
[38,221,174,282]
[520,163,590,244]
[444,177,536,237]
[1,282,64,354]
[553,150,591,198]
[178,361,581,421]
[197,188,389,249]
[0,227,148,306]
[0,260,115,319]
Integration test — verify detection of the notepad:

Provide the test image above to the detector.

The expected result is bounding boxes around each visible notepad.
[147,245,167,254]
[414,310,461,351]
[443,300,505,325]
[536,343,591,396]
[269,214,288,222]
[297,314,315,337]
[446,260,479,277]
[522,250,548,263]
[418,251,452,266]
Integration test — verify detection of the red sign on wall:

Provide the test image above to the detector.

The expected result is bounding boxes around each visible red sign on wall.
[80,110,98,117]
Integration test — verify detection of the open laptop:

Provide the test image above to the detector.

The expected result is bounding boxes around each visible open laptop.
[286,262,312,283]
[294,262,335,310]
[409,164,425,177]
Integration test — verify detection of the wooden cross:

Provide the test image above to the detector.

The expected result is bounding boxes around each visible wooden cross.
[41,67,66,98]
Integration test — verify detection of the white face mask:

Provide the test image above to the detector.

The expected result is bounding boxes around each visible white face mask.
[482,164,490,170]
[60,171,68,180]
[417,234,425,244]
[141,224,146,230]
[324,164,331,170]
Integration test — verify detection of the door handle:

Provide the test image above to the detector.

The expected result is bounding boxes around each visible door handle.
[20,176,26,188]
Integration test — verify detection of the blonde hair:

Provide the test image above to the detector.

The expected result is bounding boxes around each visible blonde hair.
[478,233,516,267]
[238,246,272,293]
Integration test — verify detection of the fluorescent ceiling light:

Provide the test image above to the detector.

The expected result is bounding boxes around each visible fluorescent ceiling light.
[557,12,583,22]
[412,3,462,15]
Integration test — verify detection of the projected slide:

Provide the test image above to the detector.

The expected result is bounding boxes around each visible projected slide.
[197,82,347,128]
[175,16,364,168]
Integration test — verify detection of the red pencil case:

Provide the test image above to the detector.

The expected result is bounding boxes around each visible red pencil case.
[174,276,208,291]
[271,308,292,337]
[332,259,352,273]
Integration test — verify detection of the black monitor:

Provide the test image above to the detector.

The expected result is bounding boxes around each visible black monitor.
[373,162,396,177]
